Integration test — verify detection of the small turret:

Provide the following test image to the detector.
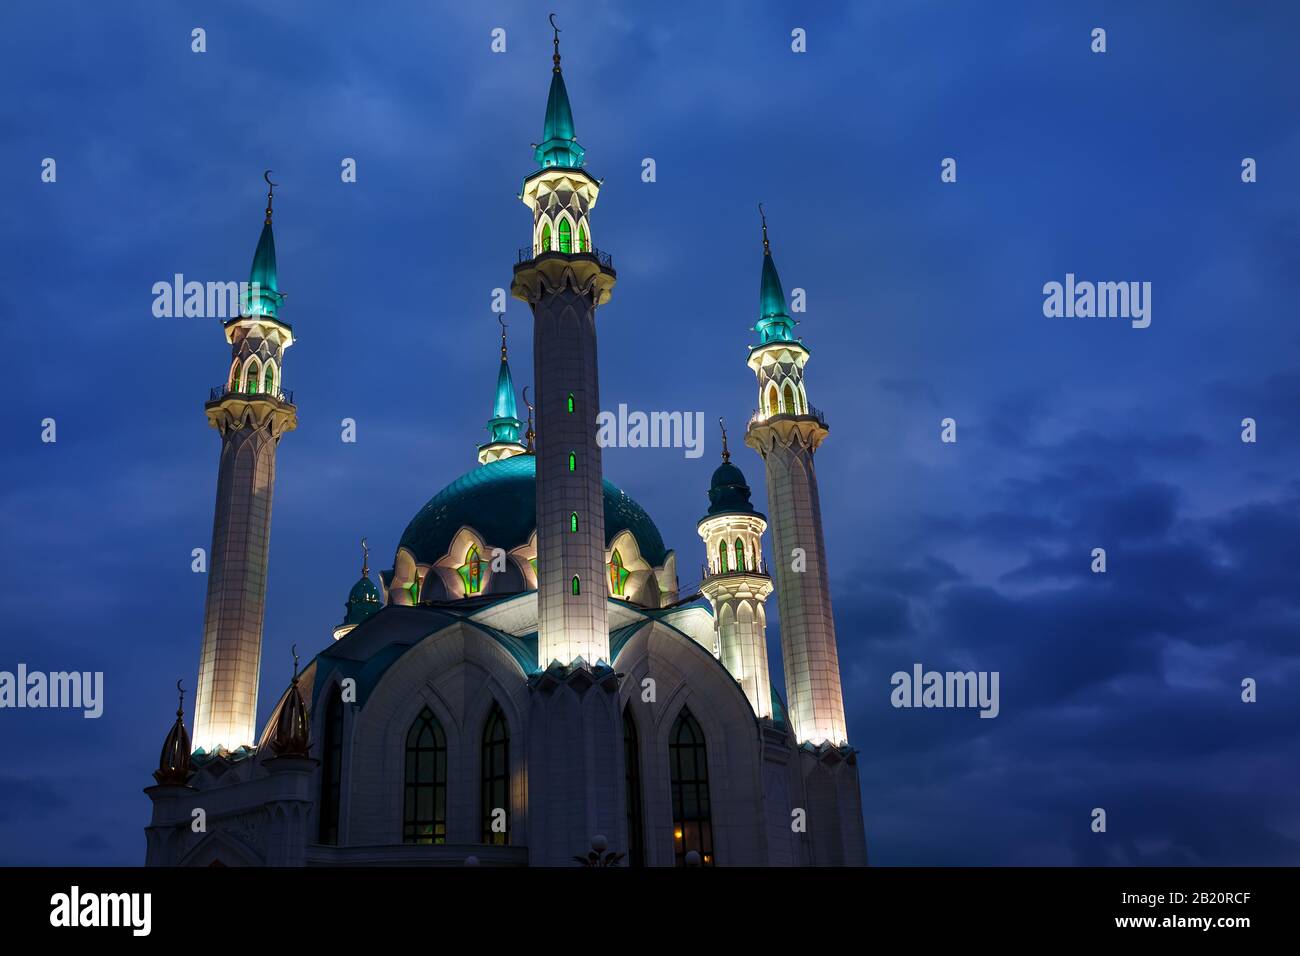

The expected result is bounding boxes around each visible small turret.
[478,318,528,464]
[270,646,311,758]
[334,538,381,640]
[152,681,194,787]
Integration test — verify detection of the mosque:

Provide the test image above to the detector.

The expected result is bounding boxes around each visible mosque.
[143,25,867,867]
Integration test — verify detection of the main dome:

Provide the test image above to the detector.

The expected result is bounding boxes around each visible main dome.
[398,454,668,567]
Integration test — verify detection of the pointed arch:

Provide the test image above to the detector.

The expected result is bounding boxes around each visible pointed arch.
[783,382,797,415]
[539,220,552,253]
[669,708,714,866]
[568,451,577,472]
[480,703,510,844]
[402,706,447,844]
[570,511,579,533]
[228,359,241,391]
[242,356,262,394]
[717,539,729,574]
[734,537,745,572]
[578,219,589,253]
[571,575,580,596]
[766,383,779,416]
[623,705,645,867]
[609,548,629,596]
[262,359,277,395]
[558,216,572,254]
[457,544,483,595]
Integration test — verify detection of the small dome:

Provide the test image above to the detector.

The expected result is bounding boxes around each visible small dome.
[343,575,381,626]
[705,459,763,519]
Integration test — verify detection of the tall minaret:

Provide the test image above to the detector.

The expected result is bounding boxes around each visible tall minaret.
[192,174,298,753]
[743,207,847,746]
[511,21,616,668]
[698,421,774,718]
[478,318,528,465]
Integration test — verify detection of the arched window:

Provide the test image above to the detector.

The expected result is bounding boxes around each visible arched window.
[734,538,745,573]
[558,217,572,254]
[571,575,580,596]
[406,570,421,605]
[263,361,276,396]
[609,549,629,596]
[717,540,728,574]
[318,687,344,845]
[540,221,552,253]
[568,451,576,472]
[783,382,797,414]
[623,706,644,867]
[244,359,261,394]
[402,706,447,844]
[481,703,510,845]
[229,361,240,391]
[766,384,779,416]
[669,709,714,866]
[567,393,575,414]
[578,222,589,253]
[457,544,483,595]
[570,512,579,533]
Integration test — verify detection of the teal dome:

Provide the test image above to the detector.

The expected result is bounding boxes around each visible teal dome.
[704,459,763,520]
[398,455,668,567]
[343,575,381,626]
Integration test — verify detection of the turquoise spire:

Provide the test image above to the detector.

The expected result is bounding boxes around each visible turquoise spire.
[484,319,524,446]
[533,17,585,170]
[245,171,285,319]
[754,204,795,345]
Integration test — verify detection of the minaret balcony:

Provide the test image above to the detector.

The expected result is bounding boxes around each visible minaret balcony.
[517,244,614,272]
[700,559,770,580]
[209,383,295,406]
[748,404,827,428]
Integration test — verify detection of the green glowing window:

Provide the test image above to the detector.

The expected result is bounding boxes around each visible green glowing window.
[568,451,576,472]
[246,361,261,394]
[578,223,588,252]
[735,538,745,572]
[567,393,575,414]
[571,575,580,596]
[559,218,572,254]
[230,362,240,390]
[570,512,579,533]
[263,363,275,395]
[529,557,537,577]
[406,571,420,604]
[540,221,552,252]
[717,540,728,573]
[609,549,629,596]
[457,545,483,595]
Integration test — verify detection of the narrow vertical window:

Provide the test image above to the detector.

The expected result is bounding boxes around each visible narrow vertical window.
[568,451,576,472]
[318,687,344,845]
[540,221,552,253]
[402,706,447,844]
[481,703,510,845]
[571,575,580,596]
[670,708,714,866]
[263,362,276,395]
[783,383,797,415]
[578,222,589,253]
[717,539,728,574]
[245,359,261,394]
[567,393,575,414]
[766,384,779,416]
[734,538,745,573]
[624,707,645,867]
[558,218,572,253]
[570,512,579,532]
[609,549,629,596]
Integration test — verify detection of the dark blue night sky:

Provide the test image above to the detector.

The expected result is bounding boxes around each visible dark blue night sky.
[2,0,1299,865]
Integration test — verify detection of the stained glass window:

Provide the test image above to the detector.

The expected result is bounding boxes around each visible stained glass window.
[578,222,589,253]
[718,540,728,574]
[457,545,483,595]
[402,706,447,844]
[570,512,579,533]
[263,362,275,395]
[540,221,551,253]
[559,218,572,253]
[784,383,797,414]
[246,360,261,394]
[735,538,745,573]
[567,393,575,414]
[568,451,576,472]
[571,575,580,596]
[609,549,629,596]
[767,385,779,416]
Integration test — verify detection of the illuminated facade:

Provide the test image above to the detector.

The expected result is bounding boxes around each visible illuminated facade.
[144,26,865,868]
